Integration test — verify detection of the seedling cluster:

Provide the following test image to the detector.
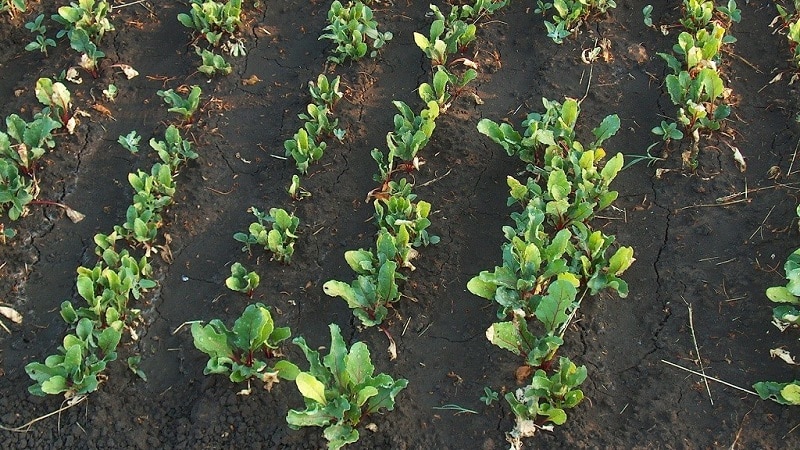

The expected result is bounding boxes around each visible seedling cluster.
[0,78,76,239]
[650,0,739,169]
[535,0,617,44]
[471,97,633,445]
[284,74,345,175]
[178,0,245,77]
[26,106,199,398]
[325,0,511,356]
[234,207,300,264]
[320,0,393,64]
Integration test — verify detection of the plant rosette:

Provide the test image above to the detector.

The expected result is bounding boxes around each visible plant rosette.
[287,323,408,450]
[191,303,298,388]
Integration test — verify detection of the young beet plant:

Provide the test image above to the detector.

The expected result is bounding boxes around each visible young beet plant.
[506,357,587,445]
[26,317,122,398]
[157,85,202,123]
[309,74,344,111]
[225,262,260,297]
[538,0,617,44]
[234,207,300,263]
[53,0,115,77]
[320,0,393,64]
[287,324,408,450]
[178,0,243,47]
[191,303,298,389]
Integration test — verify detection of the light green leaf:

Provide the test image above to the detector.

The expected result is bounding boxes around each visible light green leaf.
[296,372,327,405]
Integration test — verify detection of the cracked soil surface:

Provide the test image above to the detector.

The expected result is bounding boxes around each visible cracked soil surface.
[1,0,800,448]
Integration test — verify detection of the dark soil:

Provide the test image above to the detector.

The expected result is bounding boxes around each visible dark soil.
[1,0,800,448]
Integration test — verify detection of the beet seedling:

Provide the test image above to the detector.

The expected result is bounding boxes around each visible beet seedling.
[539,0,617,44]
[373,179,440,247]
[309,74,344,111]
[196,47,232,76]
[118,131,141,153]
[0,159,34,221]
[287,174,311,201]
[53,0,115,44]
[285,128,326,175]
[225,262,260,297]
[191,303,298,386]
[157,86,203,123]
[25,14,57,56]
[26,317,122,398]
[505,357,587,446]
[320,0,393,64]
[149,125,199,172]
[35,77,72,127]
[0,114,60,173]
[234,207,300,263]
[287,323,408,450]
[178,0,243,47]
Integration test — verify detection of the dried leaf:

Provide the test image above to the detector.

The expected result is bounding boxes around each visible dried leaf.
[242,75,261,86]
[92,103,113,118]
[386,331,397,361]
[728,143,746,172]
[66,67,83,84]
[111,64,139,79]
[65,206,85,223]
[515,365,532,384]
[769,72,783,85]
[770,348,798,365]
[0,306,22,324]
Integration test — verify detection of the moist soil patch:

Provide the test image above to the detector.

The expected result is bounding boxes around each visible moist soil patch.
[1,1,800,448]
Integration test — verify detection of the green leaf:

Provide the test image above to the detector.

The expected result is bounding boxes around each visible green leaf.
[323,280,362,308]
[274,360,300,380]
[97,326,122,354]
[323,423,359,450]
[286,404,334,428]
[366,378,408,413]
[486,321,523,355]
[232,304,274,352]
[535,279,576,332]
[345,341,374,386]
[766,286,799,304]
[600,153,624,185]
[296,372,327,405]
[591,114,620,147]
[191,322,232,359]
[41,375,69,395]
[608,246,635,275]
[324,323,349,388]
[547,169,570,201]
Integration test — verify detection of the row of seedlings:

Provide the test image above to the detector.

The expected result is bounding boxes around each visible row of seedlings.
[25,106,200,398]
[751,1,800,406]
[323,0,511,358]
[191,3,408,449]
[757,204,800,405]
[469,97,634,448]
[1,78,79,243]
[649,0,741,169]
